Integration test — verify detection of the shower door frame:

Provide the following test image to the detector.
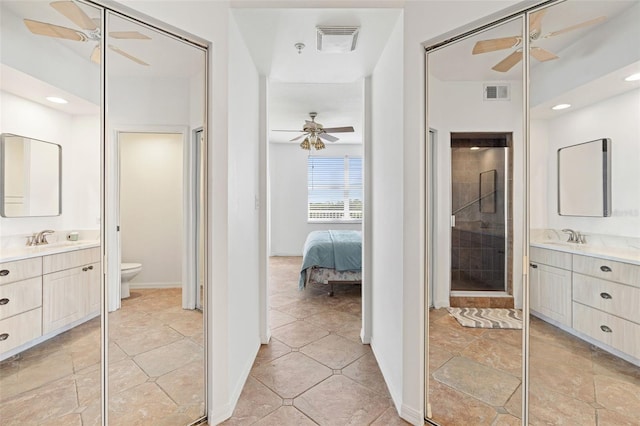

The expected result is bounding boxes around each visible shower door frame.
[449,134,511,296]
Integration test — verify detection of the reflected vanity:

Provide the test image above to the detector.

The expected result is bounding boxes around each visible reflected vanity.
[0,134,61,218]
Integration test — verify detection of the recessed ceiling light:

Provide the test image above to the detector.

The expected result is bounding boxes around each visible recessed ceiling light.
[46,96,68,104]
[624,72,640,82]
[470,146,480,151]
[551,103,571,110]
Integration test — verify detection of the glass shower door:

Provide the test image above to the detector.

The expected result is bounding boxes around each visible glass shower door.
[450,145,507,292]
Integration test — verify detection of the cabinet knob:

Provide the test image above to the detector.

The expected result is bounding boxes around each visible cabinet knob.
[600,265,612,272]
[88,265,94,270]
[530,263,538,269]
[0,333,8,341]
[0,298,9,305]
[600,292,612,300]
[82,267,88,272]
[0,270,9,277]
[600,325,613,333]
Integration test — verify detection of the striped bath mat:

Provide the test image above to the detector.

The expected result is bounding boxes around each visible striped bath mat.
[447,307,522,329]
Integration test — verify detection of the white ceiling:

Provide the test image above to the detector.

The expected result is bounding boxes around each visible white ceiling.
[232,8,400,146]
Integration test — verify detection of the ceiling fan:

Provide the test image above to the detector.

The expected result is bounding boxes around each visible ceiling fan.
[472,10,606,72]
[23,1,151,66]
[274,112,355,151]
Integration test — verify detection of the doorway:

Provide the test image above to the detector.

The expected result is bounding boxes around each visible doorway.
[450,132,512,301]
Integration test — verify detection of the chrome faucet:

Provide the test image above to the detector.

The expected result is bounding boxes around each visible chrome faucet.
[561,228,586,244]
[29,230,55,245]
[561,228,577,243]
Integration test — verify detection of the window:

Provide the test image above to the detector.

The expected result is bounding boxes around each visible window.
[307,156,362,222]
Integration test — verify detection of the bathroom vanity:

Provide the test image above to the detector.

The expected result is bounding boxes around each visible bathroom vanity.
[0,242,100,360]
[530,241,640,365]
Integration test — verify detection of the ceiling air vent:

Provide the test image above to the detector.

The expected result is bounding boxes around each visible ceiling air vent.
[316,26,360,53]
[483,83,510,101]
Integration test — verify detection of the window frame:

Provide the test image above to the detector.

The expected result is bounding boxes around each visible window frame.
[307,155,363,224]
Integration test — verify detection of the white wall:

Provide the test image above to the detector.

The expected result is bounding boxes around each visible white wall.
[370,12,404,412]
[531,89,640,238]
[119,133,184,286]
[269,142,363,255]
[0,91,100,239]
[227,11,262,415]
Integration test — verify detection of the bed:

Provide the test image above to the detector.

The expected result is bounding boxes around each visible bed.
[299,230,362,296]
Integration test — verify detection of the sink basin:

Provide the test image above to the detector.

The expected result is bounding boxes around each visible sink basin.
[536,241,585,249]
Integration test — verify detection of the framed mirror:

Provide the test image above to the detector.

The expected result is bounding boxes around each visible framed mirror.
[558,138,611,217]
[0,133,61,217]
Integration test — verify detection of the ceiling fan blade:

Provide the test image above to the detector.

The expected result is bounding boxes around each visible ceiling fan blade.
[529,9,546,36]
[51,1,97,30]
[90,45,101,64]
[319,133,339,142]
[472,36,521,54]
[109,31,151,40]
[322,126,354,133]
[545,16,607,38]
[530,47,558,62]
[492,51,523,72]
[108,45,149,66]
[290,133,308,142]
[23,19,86,41]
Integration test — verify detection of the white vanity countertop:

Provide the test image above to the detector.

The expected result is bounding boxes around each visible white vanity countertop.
[531,241,640,266]
[0,240,100,263]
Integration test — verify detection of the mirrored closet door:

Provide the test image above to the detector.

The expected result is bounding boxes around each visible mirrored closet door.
[528,1,640,423]
[105,10,207,425]
[426,0,640,424]
[425,14,525,425]
[0,1,103,424]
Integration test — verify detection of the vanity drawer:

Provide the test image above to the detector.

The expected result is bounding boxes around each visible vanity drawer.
[572,254,640,288]
[530,247,572,270]
[0,257,42,285]
[573,302,640,359]
[0,277,42,321]
[0,308,42,354]
[43,247,100,274]
[573,273,640,324]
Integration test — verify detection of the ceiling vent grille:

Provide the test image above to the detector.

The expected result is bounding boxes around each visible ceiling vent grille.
[316,26,360,53]
[483,83,510,101]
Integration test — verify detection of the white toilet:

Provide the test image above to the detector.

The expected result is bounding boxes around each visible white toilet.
[121,263,142,299]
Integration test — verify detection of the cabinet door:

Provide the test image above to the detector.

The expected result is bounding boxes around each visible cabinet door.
[43,267,86,333]
[530,263,572,327]
[86,263,101,315]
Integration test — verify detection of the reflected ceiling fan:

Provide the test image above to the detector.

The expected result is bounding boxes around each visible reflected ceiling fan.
[274,112,355,151]
[23,1,151,66]
[472,10,606,72]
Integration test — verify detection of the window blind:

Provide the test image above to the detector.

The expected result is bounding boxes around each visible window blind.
[308,156,362,221]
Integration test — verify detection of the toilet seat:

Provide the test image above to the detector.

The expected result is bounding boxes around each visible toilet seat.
[122,262,142,271]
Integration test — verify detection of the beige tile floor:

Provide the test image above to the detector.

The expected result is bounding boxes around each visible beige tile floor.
[0,287,205,425]
[221,256,409,426]
[428,308,640,425]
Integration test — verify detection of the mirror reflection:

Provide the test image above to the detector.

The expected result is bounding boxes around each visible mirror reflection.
[426,16,524,425]
[1,134,61,217]
[0,0,102,424]
[105,11,207,424]
[529,0,640,424]
[557,138,611,217]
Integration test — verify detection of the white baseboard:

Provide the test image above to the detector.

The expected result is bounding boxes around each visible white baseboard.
[401,403,425,425]
[211,338,261,424]
[130,281,181,289]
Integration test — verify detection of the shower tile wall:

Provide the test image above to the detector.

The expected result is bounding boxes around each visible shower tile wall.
[451,148,506,291]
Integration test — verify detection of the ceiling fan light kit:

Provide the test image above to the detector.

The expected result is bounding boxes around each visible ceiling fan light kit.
[273,112,354,151]
[472,10,606,73]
